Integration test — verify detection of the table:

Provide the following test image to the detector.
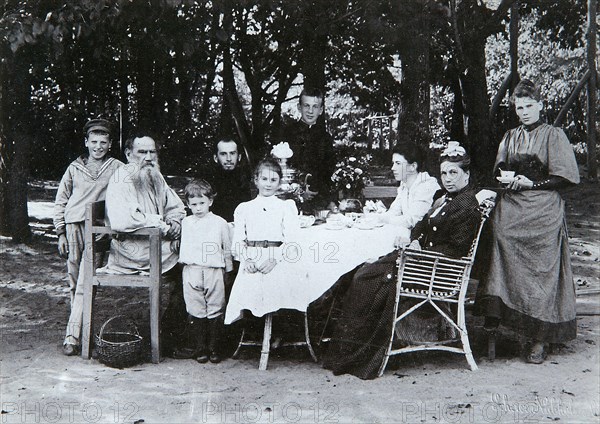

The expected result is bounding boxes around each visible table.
[225,222,400,322]
[296,223,399,305]
[226,222,400,369]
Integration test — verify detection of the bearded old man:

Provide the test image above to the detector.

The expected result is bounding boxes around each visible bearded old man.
[100,134,185,274]
[62,132,186,356]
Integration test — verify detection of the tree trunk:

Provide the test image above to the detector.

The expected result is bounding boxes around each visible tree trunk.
[459,38,496,180]
[397,2,430,148]
[449,76,466,143]
[508,1,520,129]
[301,0,328,95]
[452,0,513,181]
[0,54,32,241]
[198,47,219,126]
[220,3,252,159]
[0,58,10,236]
[135,45,155,131]
[586,0,597,179]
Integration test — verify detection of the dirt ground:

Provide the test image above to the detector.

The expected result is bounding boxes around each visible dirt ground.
[1,180,599,424]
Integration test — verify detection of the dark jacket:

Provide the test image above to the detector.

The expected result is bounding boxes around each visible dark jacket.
[281,120,336,200]
[201,166,253,222]
[410,186,481,258]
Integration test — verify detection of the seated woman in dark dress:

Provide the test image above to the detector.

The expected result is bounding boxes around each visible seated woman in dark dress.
[309,143,481,380]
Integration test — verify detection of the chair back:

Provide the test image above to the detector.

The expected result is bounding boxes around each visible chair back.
[81,200,163,364]
[397,190,497,302]
[466,193,496,258]
[397,251,470,301]
[362,186,398,208]
[90,200,106,226]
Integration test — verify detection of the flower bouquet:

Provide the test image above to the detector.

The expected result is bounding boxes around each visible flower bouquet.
[331,155,372,199]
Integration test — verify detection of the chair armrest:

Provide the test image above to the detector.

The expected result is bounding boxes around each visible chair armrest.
[398,248,471,266]
[126,227,162,236]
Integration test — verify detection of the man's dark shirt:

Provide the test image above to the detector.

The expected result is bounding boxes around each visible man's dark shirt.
[202,166,252,222]
[282,120,336,201]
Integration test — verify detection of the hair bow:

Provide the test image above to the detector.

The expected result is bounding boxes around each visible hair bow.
[443,141,466,157]
[271,142,294,159]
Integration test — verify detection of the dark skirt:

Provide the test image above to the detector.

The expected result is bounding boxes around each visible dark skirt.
[474,190,577,343]
[309,251,398,380]
[309,251,456,380]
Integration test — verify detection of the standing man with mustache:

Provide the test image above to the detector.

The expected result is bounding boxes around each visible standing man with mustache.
[206,137,252,223]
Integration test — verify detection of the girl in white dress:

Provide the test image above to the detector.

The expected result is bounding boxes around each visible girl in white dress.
[224,158,309,324]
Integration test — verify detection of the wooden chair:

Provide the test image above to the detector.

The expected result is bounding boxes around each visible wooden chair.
[378,192,496,376]
[80,201,162,364]
[232,312,318,370]
[362,185,398,208]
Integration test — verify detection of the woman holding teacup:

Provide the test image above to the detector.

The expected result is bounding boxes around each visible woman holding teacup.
[475,79,580,364]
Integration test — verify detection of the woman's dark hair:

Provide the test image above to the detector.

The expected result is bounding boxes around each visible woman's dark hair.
[510,78,542,103]
[440,150,471,172]
[254,157,283,180]
[391,142,425,170]
[184,179,215,201]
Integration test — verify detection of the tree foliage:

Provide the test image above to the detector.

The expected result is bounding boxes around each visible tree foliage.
[0,0,591,240]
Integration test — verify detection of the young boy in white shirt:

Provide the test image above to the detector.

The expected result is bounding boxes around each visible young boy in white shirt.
[178,180,233,363]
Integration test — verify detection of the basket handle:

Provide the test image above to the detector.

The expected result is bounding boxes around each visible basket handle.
[99,315,140,339]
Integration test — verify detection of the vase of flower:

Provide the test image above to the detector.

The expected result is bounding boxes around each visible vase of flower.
[332,155,371,202]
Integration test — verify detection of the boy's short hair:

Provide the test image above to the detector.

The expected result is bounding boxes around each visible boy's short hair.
[184,179,215,201]
[299,87,324,103]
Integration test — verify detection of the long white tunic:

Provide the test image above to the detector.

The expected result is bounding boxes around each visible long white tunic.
[99,165,186,274]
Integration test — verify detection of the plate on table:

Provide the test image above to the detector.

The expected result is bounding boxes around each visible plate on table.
[496,176,515,184]
[324,222,346,231]
[354,222,375,230]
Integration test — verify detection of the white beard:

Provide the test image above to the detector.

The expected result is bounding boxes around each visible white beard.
[133,162,162,198]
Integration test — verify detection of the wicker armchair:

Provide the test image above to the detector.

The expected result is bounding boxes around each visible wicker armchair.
[378,191,496,376]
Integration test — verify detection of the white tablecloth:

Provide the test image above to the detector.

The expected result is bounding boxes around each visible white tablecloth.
[295,223,398,305]
[225,223,399,322]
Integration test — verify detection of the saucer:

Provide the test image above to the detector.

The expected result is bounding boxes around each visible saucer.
[496,176,515,184]
[354,222,375,230]
[324,222,346,231]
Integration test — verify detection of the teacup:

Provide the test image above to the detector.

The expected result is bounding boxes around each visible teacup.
[315,209,330,221]
[500,170,515,179]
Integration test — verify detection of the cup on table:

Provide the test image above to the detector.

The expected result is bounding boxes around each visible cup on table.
[315,209,330,221]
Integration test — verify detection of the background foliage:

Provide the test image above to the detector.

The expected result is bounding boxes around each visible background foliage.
[0,0,595,241]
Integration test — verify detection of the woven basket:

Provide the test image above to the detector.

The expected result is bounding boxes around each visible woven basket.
[95,315,143,368]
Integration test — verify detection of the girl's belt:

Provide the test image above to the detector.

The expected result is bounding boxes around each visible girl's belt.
[245,240,283,247]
